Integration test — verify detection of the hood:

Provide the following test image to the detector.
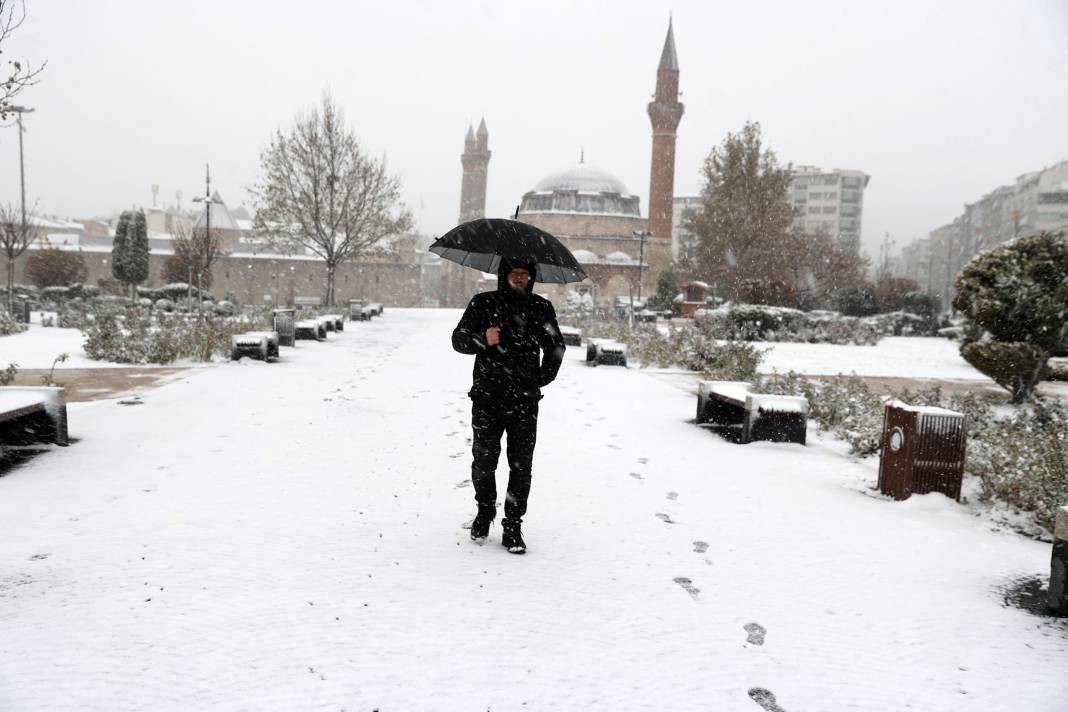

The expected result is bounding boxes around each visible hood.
[497,257,537,295]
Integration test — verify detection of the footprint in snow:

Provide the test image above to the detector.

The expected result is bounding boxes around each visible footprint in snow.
[673,577,700,599]
[628,472,643,481]
[448,452,466,459]
[655,513,675,524]
[748,688,786,712]
[744,622,766,645]
[29,553,50,561]
[637,457,648,464]
[607,444,621,450]
[455,479,471,489]
[666,491,678,501]
[692,541,708,553]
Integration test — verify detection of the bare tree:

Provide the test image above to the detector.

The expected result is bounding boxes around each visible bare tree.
[162,223,226,290]
[0,201,38,310]
[0,0,46,120]
[252,94,412,306]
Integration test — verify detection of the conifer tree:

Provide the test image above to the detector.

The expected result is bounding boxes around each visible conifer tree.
[126,209,150,292]
[111,211,131,285]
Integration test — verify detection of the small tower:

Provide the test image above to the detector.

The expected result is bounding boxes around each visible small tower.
[459,118,491,223]
[647,18,684,254]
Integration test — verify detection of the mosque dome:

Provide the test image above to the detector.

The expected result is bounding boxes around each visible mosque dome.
[520,161,641,217]
[571,249,597,263]
[534,163,631,195]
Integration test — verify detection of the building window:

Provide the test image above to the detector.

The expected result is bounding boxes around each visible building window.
[822,206,837,214]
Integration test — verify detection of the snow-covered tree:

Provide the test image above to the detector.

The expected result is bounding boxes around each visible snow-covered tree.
[251,93,413,306]
[110,211,130,285]
[682,122,797,300]
[953,231,1068,402]
[111,210,149,297]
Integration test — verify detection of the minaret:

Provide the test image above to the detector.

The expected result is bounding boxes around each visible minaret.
[646,18,684,251]
[459,118,491,223]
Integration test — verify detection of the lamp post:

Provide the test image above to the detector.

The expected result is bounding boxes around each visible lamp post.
[191,164,219,317]
[7,105,34,313]
[632,229,652,304]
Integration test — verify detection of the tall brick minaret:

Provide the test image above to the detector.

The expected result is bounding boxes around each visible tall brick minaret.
[459,118,491,223]
[646,18,684,254]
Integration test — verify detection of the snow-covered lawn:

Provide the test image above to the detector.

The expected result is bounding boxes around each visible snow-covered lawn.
[756,336,990,379]
[1,325,126,369]
[0,309,1063,710]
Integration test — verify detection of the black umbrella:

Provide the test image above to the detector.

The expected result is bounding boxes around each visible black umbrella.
[429,218,588,284]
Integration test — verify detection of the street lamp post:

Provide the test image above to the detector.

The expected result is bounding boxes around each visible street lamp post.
[632,229,652,304]
[192,164,219,318]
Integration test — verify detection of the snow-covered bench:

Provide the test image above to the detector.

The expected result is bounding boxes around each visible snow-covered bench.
[1050,506,1068,615]
[295,319,326,341]
[559,325,582,347]
[367,303,383,317]
[317,315,339,333]
[320,314,345,332]
[0,386,69,447]
[230,331,279,361]
[696,380,808,445]
[350,305,374,321]
[586,338,628,367]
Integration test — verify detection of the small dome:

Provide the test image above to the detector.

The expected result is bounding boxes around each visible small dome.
[571,249,597,263]
[605,250,633,264]
[534,163,630,195]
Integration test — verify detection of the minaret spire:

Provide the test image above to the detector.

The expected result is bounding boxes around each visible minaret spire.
[459,117,491,223]
[646,16,684,293]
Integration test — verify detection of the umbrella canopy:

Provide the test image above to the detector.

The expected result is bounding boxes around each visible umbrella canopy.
[429,218,588,284]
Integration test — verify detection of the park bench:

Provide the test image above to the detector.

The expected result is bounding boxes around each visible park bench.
[0,386,69,447]
[317,315,338,332]
[230,331,279,361]
[295,319,326,341]
[695,380,808,445]
[586,338,628,367]
[367,303,384,317]
[559,325,583,347]
[320,314,345,331]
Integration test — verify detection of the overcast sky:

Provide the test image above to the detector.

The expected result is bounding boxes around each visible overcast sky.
[1,0,1066,257]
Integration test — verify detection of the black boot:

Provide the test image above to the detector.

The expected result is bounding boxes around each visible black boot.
[501,518,526,554]
[470,506,495,543]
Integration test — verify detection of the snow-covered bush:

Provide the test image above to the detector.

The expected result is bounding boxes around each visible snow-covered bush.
[82,311,260,364]
[968,403,1068,532]
[154,298,175,312]
[694,303,881,345]
[0,309,27,336]
[0,362,18,385]
[861,311,933,337]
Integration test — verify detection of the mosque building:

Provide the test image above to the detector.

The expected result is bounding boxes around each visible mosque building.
[445,18,683,308]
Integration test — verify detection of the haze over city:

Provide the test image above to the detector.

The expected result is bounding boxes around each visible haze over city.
[1,0,1066,257]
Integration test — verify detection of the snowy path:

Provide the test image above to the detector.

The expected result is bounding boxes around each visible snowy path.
[0,309,1064,711]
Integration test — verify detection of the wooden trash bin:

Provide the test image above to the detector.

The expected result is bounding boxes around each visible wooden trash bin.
[877,400,967,502]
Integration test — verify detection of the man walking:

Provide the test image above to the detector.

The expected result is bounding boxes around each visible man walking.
[452,258,566,554]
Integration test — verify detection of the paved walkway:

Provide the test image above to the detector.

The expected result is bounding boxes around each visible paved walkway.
[0,309,1063,710]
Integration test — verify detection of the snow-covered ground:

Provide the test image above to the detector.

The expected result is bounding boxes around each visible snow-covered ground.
[0,309,1064,710]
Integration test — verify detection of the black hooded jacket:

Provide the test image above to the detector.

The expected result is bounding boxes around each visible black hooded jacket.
[452,260,566,405]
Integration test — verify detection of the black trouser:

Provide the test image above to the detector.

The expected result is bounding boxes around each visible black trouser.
[470,399,539,522]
